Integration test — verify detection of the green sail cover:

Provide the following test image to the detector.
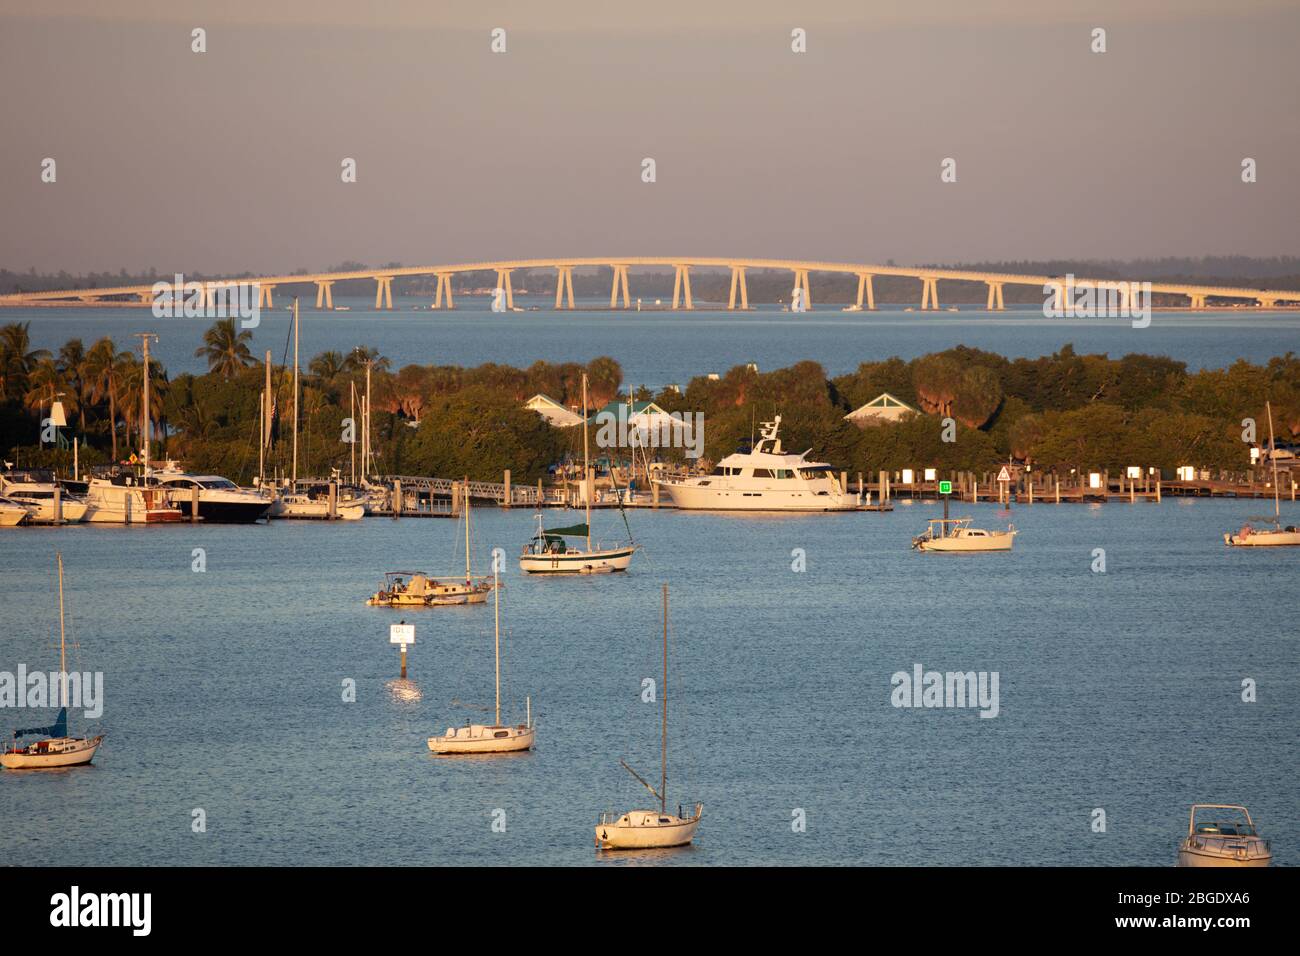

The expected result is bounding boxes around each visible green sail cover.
[541,523,589,538]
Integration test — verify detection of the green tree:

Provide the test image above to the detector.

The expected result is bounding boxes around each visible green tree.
[194,318,254,378]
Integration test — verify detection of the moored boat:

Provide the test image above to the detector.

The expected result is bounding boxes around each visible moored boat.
[0,470,89,523]
[912,517,1016,552]
[1225,404,1299,546]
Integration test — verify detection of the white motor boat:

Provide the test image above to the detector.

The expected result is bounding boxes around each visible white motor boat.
[596,585,703,851]
[270,483,366,520]
[428,569,535,755]
[1,554,105,770]
[656,416,858,511]
[154,468,272,523]
[0,495,29,526]
[1177,805,1272,867]
[913,517,1016,552]
[82,473,184,523]
[0,471,88,523]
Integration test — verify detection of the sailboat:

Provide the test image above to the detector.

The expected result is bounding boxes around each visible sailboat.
[426,567,535,754]
[368,478,494,606]
[2,554,105,770]
[595,584,702,850]
[271,299,365,520]
[520,373,638,573]
[1225,402,1300,546]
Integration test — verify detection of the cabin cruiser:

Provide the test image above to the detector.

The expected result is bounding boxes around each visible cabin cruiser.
[367,571,492,607]
[1177,805,1272,867]
[81,472,183,523]
[154,468,272,523]
[655,417,858,511]
[0,470,89,523]
[268,479,365,520]
[0,495,29,526]
[519,516,636,573]
[912,517,1017,552]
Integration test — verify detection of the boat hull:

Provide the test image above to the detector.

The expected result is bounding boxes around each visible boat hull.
[1177,847,1272,867]
[917,535,1015,552]
[1224,530,1300,546]
[427,725,535,754]
[1,735,103,770]
[272,499,365,520]
[596,808,702,850]
[519,546,636,574]
[174,499,271,523]
[0,507,26,526]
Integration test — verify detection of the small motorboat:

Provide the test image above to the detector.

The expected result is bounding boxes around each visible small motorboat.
[1177,805,1272,867]
[367,571,492,607]
[912,517,1016,552]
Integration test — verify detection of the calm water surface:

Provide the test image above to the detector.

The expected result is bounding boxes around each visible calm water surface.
[15,298,1300,385]
[1,499,1295,866]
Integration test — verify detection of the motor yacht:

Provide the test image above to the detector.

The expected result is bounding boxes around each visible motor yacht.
[81,472,183,523]
[0,470,89,523]
[655,417,857,511]
[154,468,272,523]
[1177,805,1272,867]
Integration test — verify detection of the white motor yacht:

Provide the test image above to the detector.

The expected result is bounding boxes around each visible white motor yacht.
[0,471,89,523]
[0,495,29,526]
[1177,805,1272,867]
[655,417,858,511]
[154,467,272,523]
[82,473,183,523]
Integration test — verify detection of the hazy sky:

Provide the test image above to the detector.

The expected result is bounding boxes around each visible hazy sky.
[2,0,1297,274]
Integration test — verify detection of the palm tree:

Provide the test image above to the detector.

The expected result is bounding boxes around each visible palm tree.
[309,350,346,383]
[0,322,50,403]
[58,339,89,430]
[84,337,132,461]
[344,346,391,375]
[23,357,79,445]
[195,317,254,378]
[117,360,169,460]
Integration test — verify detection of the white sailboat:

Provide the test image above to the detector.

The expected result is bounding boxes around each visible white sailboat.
[1,554,105,770]
[1225,402,1300,546]
[426,568,535,754]
[596,584,702,850]
[912,517,1017,552]
[520,373,638,573]
[369,479,494,606]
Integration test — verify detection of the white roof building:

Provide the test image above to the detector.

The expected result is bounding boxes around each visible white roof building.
[523,394,584,428]
[844,392,919,426]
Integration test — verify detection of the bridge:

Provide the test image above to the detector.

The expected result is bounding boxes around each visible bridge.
[2,257,1297,311]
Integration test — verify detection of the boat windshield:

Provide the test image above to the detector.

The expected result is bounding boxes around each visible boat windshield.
[200,478,238,489]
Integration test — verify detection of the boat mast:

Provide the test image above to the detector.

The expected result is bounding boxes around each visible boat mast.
[291,297,299,485]
[364,359,372,482]
[134,333,158,473]
[494,565,501,727]
[583,373,591,552]
[349,381,357,485]
[661,582,668,815]
[262,350,271,483]
[1265,401,1281,521]
[57,552,66,708]
[465,476,472,582]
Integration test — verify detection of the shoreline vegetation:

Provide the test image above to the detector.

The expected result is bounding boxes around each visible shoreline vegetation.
[4,256,1300,306]
[3,320,1298,485]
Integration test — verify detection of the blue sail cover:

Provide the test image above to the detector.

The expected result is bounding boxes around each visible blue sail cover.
[13,707,67,738]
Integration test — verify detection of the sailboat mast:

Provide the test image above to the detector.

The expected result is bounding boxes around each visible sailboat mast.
[1266,401,1281,520]
[291,298,299,485]
[661,582,668,815]
[583,373,591,551]
[364,360,372,481]
[349,381,356,485]
[494,566,501,726]
[262,350,271,483]
[57,552,66,707]
[465,477,472,581]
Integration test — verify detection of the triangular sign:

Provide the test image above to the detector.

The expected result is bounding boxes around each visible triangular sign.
[997,466,1012,482]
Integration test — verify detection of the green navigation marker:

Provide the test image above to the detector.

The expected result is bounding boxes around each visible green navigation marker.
[938,480,952,495]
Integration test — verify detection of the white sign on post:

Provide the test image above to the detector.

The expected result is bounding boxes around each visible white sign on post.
[390,624,415,646]
[996,466,1011,483]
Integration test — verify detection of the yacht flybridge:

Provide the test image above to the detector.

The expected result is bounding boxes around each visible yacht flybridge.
[655,416,858,511]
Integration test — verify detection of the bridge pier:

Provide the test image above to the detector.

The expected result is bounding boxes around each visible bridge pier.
[495,268,515,309]
[373,276,395,310]
[855,273,876,310]
[315,280,335,310]
[985,281,1005,310]
[727,266,749,310]
[1258,297,1278,309]
[258,284,276,310]
[554,266,576,309]
[433,272,455,309]
[672,264,694,310]
[609,264,631,309]
[920,277,940,310]
[791,269,812,310]
[1188,293,1206,309]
